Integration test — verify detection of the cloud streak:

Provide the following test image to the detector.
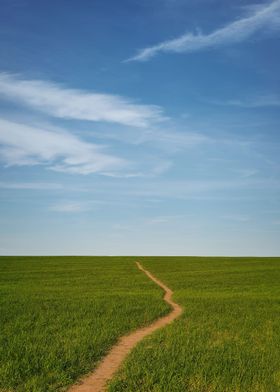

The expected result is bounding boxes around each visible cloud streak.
[0,181,63,190]
[50,201,90,213]
[0,119,125,175]
[97,178,280,200]
[214,94,280,108]
[127,0,280,61]
[0,73,165,127]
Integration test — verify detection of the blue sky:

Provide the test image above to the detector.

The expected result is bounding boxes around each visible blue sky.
[0,0,280,255]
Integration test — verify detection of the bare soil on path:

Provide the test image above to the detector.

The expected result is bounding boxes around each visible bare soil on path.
[68,261,183,392]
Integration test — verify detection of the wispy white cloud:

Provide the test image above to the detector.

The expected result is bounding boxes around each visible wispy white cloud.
[88,124,210,153]
[141,128,210,151]
[0,73,166,127]
[213,94,280,108]
[49,201,89,213]
[222,214,250,222]
[0,119,125,175]
[236,169,259,178]
[144,214,185,225]
[101,157,173,179]
[102,178,280,200]
[0,181,63,190]
[102,159,172,178]
[127,0,280,61]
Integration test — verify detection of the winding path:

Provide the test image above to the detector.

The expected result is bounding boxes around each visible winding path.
[68,261,183,392]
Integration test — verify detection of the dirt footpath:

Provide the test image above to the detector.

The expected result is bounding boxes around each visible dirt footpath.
[68,261,183,392]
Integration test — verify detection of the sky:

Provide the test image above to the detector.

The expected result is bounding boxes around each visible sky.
[0,0,280,256]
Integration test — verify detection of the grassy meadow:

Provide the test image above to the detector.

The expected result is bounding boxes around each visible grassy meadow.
[0,256,169,392]
[109,257,280,392]
[1,256,280,392]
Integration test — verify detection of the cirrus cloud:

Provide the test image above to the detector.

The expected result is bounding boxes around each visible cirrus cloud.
[0,73,166,127]
[0,118,125,175]
[127,0,280,61]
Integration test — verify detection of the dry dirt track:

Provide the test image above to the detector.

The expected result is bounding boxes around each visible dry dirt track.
[68,261,183,392]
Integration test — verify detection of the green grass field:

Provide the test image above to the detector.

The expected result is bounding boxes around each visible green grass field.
[109,257,280,392]
[1,257,280,392]
[0,256,168,392]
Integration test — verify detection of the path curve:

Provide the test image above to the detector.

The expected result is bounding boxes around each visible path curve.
[68,261,183,392]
